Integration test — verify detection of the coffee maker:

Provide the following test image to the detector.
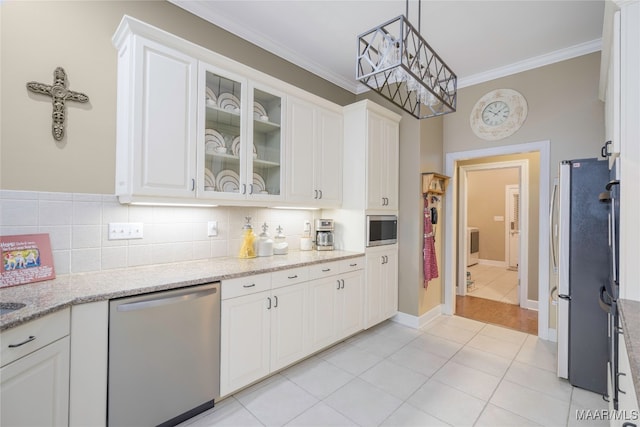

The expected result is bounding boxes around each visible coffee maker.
[315,219,334,251]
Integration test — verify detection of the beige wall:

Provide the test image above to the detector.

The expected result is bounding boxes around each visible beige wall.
[467,168,519,261]
[446,52,604,319]
[0,1,354,194]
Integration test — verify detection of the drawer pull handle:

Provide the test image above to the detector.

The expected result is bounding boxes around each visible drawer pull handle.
[350,263,357,267]
[322,268,331,272]
[288,275,298,279]
[8,335,36,348]
[243,284,256,288]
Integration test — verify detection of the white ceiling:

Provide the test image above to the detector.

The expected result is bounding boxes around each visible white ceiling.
[170,0,605,93]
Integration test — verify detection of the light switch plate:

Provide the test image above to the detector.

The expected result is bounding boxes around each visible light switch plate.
[108,223,144,240]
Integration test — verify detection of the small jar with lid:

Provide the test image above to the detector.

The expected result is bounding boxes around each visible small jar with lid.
[256,222,274,257]
[238,217,257,259]
[273,225,289,255]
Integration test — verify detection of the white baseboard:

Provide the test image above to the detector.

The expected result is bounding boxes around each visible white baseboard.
[524,299,539,311]
[392,305,443,329]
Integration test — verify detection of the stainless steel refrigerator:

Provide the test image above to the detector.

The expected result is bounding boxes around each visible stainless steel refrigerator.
[555,158,609,395]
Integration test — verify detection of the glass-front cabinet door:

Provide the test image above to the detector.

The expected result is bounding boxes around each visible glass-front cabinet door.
[198,64,246,199]
[198,62,282,202]
[250,85,282,199]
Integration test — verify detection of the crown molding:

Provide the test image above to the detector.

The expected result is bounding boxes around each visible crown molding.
[169,0,360,93]
[457,38,602,88]
[170,1,602,94]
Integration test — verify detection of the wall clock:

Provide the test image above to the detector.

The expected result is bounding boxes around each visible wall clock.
[470,89,528,141]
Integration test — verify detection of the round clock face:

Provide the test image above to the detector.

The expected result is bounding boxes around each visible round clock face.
[470,89,528,141]
[482,101,510,126]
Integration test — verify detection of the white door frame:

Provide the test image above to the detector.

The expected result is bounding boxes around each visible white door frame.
[444,140,551,339]
[506,184,520,271]
[458,161,529,310]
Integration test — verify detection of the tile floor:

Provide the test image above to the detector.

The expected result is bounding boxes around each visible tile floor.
[180,316,609,427]
[466,264,519,305]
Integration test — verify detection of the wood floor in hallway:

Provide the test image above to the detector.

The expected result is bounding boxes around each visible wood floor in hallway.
[456,295,538,335]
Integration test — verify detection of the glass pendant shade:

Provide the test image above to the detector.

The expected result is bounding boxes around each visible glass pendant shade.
[357,14,457,119]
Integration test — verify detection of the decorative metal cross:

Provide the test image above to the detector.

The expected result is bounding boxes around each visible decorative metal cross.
[26,67,89,141]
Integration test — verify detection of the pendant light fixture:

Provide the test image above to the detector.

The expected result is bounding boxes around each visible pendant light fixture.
[356,0,457,119]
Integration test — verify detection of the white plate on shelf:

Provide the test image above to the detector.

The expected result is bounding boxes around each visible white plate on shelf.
[230,136,241,157]
[218,93,241,112]
[253,101,269,121]
[252,173,266,192]
[230,137,258,159]
[216,170,240,193]
[205,129,225,148]
[206,87,217,106]
[204,168,216,189]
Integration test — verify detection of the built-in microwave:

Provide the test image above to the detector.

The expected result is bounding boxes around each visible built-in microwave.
[366,215,398,247]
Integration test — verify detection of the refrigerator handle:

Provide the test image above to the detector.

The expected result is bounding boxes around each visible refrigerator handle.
[549,180,559,273]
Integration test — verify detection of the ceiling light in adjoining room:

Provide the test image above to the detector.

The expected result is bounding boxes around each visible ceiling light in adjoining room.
[356,0,457,119]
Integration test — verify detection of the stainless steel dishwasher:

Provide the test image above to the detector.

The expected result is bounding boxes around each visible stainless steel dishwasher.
[108,283,220,427]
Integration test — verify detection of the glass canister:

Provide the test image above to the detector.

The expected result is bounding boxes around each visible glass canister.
[273,225,288,255]
[256,222,274,257]
[238,217,257,259]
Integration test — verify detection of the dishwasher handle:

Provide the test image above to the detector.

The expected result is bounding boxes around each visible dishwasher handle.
[116,286,218,312]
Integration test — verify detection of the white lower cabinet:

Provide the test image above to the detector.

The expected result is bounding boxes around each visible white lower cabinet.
[269,283,309,371]
[220,288,272,396]
[220,272,310,396]
[308,262,364,353]
[614,333,640,427]
[365,246,399,328]
[220,259,364,396]
[1,309,70,427]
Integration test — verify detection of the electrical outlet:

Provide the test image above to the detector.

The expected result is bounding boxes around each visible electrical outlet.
[108,223,144,240]
[207,221,218,237]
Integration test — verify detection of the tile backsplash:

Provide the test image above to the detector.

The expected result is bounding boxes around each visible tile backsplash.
[0,190,318,275]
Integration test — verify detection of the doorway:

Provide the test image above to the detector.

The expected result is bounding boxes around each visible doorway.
[443,140,551,339]
[457,160,528,307]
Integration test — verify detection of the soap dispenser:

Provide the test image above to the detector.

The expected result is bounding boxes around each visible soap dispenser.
[257,222,274,257]
[300,220,313,251]
[238,217,257,259]
[273,225,289,255]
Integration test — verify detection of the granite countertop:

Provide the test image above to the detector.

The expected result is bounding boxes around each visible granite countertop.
[0,250,363,332]
[618,298,640,405]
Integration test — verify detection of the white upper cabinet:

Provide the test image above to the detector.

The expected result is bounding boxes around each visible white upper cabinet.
[343,100,401,212]
[286,96,343,207]
[197,64,284,202]
[114,35,198,202]
[367,111,399,210]
[113,16,341,207]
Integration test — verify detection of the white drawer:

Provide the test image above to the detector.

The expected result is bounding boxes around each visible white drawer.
[221,273,271,300]
[309,261,342,280]
[272,267,309,289]
[341,257,365,272]
[1,308,70,367]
